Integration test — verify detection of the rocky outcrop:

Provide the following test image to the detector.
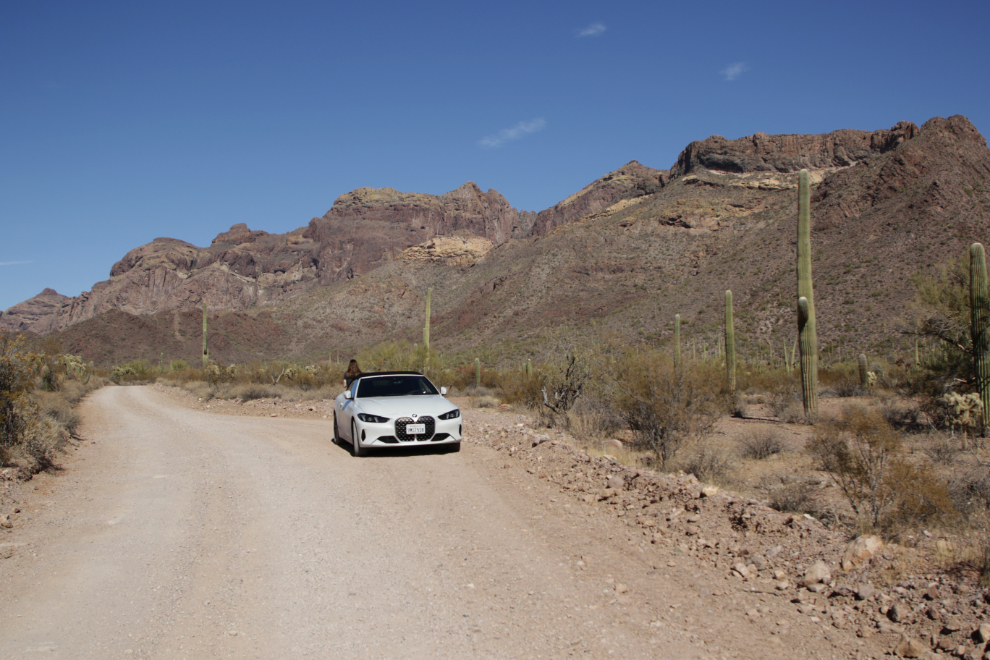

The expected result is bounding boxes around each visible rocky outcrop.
[531,161,666,236]
[302,182,532,283]
[670,121,919,177]
[0,289,74,334]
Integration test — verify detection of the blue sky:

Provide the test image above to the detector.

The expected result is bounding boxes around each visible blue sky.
[2,0,989,312]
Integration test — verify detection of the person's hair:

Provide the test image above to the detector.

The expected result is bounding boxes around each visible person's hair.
[345,359,361,378]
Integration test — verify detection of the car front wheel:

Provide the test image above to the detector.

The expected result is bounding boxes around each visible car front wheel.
[351,420,365,457]
[332,414,340,444]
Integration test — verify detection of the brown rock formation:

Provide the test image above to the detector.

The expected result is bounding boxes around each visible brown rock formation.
[0,289,73,334]
[531,161,666,236]
[302,182,532,283]
[670,121,919,176]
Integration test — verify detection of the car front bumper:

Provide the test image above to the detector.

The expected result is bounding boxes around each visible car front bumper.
[353,416,462,448]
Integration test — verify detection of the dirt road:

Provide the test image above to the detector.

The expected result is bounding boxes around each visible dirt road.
[0,386,861,659]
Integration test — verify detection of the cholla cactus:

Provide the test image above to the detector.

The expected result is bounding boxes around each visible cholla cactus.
[942,392,984,432]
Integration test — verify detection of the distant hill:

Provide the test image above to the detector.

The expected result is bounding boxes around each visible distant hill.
[5,116,988,367]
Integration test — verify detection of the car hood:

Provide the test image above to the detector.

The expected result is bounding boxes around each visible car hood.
[354,395,456,418]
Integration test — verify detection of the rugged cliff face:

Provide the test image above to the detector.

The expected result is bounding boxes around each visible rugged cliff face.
[670,121,920,177]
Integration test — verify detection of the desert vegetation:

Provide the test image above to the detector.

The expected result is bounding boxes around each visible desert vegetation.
[0,334,106,473]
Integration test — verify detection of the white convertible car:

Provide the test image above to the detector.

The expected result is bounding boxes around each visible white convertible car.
[333,371,462,456]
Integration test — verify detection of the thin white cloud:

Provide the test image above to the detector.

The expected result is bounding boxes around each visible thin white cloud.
[578,22,606,37]
[0,261,32,266]
[479,118,547,148]
[720,62,749,81]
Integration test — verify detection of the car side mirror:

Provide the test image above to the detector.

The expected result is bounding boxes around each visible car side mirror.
[343,390,352,400]
[440,387,447,396]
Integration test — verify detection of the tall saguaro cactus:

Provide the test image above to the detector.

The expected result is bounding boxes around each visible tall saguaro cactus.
[475,358,481,388]
[725,290,736,392]
[970,243,990,428]
[202,301,209,366]
[423,287,432,352]
[796,169,818,418]
[858,354,869,389]
[674,314,681,367]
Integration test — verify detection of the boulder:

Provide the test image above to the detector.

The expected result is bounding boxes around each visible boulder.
[841,535,884,570]
[799,561,831,587]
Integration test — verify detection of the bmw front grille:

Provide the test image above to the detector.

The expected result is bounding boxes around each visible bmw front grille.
[395,416,436,442]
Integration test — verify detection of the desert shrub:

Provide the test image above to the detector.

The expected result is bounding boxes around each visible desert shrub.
[498,368,546,408]
[808,405,955,531]
[923,434,960,465]
[35,392,81,435]
[740,428,784,459]
[471,395,500,409]
[566,395,622,441]
[947,467,990,515]
[616,351,726,466]
[761,474,816,514]
[679,442,733,483]
[233,384,277,401]
[0,333,33,464]
[111,360,156,384]
[807,406,900,528]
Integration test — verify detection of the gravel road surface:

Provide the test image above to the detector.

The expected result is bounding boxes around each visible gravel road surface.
[0,386,852,659]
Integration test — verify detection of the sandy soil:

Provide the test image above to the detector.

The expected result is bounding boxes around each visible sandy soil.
[0,385,935,659]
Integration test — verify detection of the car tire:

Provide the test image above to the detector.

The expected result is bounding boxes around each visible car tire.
[351,421,365,457]
[332,414,340,444]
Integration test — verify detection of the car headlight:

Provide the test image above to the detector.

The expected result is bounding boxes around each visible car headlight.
[438,409,460,420]
[357,413,390,423]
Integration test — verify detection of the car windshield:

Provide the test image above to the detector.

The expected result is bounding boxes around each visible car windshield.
[356,375,439,398]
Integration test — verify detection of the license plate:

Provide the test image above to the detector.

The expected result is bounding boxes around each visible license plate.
[406,423,426,435]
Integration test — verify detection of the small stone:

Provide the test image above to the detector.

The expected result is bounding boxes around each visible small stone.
[773,569,787,580]
[937,637,956,651]
[685,524,700,536]
[974,622,990,644]
[925,585,941,600]
[807,583,828,594]
[607,476,624,490]
[700,485,718,498]
[857,625,874,639]
[0,514,11,529]
[842,535,884,571]
[894,634,929,658]
[615,584,629,594]
[800,560,831,587]
[941,617,962,633]
[776,581,791,591]
[888,602,906,623]
[856,584,877,601]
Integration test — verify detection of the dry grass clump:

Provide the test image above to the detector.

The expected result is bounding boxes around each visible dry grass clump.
[740,428,784,459]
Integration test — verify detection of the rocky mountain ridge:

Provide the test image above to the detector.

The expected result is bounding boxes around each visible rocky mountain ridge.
[5,116,989,367]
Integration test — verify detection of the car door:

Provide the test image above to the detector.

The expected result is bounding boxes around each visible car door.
[338,379,359,440]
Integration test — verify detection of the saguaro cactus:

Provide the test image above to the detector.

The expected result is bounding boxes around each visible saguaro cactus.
[424,287,432,351]
[858,354,869,389]
[797,169,818,418]
[202,301,209,366]
[725,290,736,392]
[674,314,681,367]
[475,358,481,388]
[970,243,990,428]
